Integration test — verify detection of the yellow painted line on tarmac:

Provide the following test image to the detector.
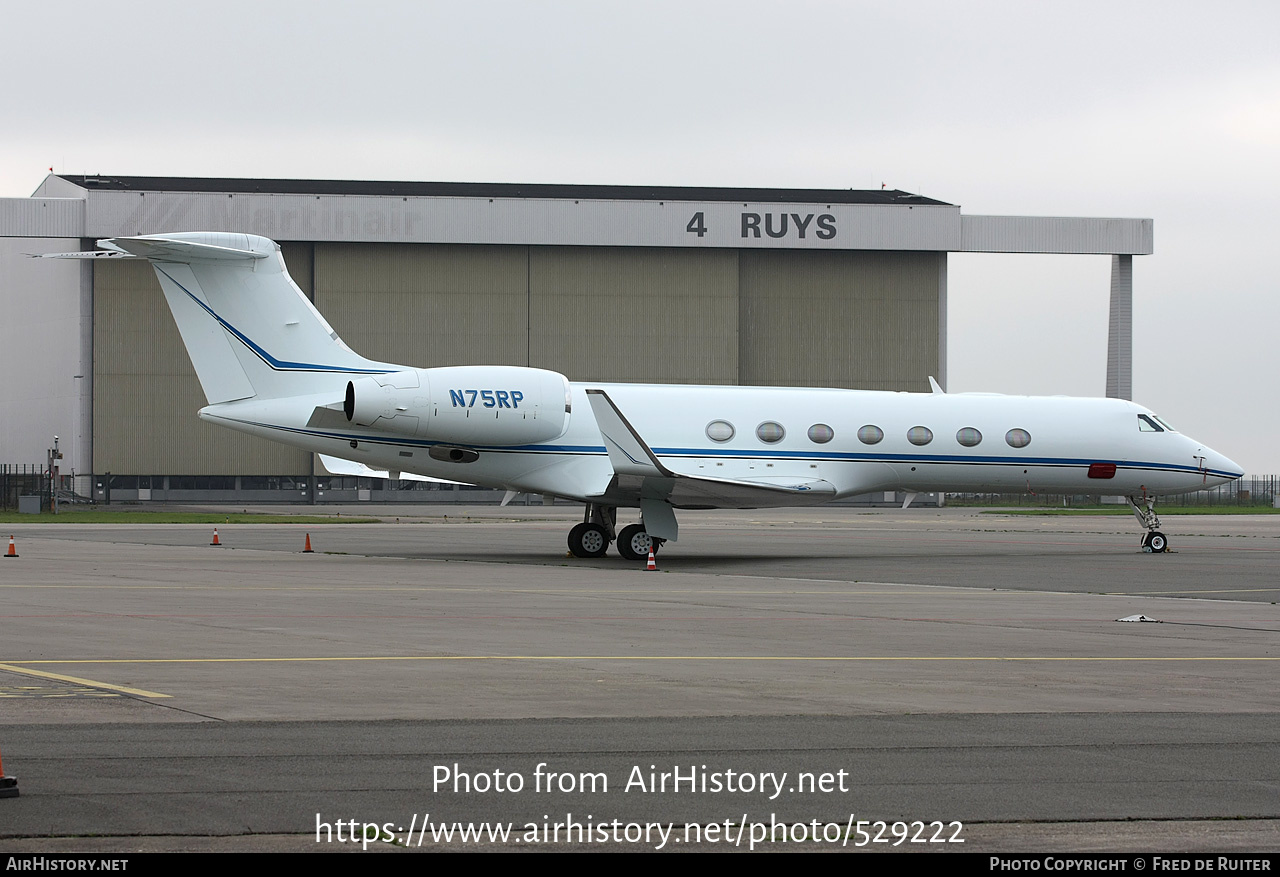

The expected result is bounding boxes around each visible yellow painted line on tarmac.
[1116,588,1280,595]
[0,662,170,698]
[3,655,1276,666]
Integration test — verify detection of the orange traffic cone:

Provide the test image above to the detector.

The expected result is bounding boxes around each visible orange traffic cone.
[210,528,222,546]
[646,547,657,571]
[0,747,17,798]
[302,533,314,553]
[4,536,16,559]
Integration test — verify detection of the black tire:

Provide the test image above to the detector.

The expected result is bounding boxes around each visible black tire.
[617,524,651,561]
[568,522,609,558]
[1149,531,1167,553]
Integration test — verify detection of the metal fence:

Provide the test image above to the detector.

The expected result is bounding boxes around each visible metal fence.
[5,465,1277,510]
[1,464,49,511]
[948,475,1278,509]
[1164,475,1278,507]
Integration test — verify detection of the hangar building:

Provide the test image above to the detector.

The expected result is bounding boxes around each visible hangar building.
[0,175,1151,503]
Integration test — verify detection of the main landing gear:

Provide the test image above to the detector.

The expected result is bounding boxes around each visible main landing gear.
[1128,494,1169,554]
[617,523,654,561]
[567,503,664,560]
[567,503,614,558]
[567,521,610,558]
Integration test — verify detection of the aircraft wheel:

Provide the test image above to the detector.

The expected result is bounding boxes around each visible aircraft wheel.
[568,522,609,558]
[1148,531,1168,553]
[617,524,651,561]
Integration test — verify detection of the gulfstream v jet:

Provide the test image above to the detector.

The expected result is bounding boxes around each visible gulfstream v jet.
[45,233,1243,559]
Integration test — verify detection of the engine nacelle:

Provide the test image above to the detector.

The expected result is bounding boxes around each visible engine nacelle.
[345,365,571,446]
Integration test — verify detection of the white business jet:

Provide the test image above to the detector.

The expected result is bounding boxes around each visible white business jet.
[46,233,1243,559]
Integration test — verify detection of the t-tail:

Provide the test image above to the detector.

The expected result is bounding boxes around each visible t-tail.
[45,232,393,402]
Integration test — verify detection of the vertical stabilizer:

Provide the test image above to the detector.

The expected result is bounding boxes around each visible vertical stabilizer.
[99,233,393,402]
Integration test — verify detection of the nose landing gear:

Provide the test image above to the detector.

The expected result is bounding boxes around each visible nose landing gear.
[1128,494,1168,554]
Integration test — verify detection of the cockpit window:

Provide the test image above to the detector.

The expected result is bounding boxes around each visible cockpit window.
[1153,415,1177,432]
[1137,414,1164,433]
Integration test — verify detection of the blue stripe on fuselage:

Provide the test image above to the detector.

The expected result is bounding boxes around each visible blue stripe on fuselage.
[211,417,1240,479]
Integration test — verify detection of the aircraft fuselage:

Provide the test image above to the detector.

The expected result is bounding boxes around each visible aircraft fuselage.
[202,382,1240,508]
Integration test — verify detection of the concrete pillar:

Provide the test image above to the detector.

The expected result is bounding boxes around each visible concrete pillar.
[1106,254,1132,400]
[936,252,948,391]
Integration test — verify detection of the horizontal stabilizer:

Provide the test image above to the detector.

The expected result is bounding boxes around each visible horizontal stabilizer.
[40,234,273,262]
[37,249,136,260]
[97,234,272,262]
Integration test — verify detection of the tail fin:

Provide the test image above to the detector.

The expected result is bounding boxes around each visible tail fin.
[62,233,392,402]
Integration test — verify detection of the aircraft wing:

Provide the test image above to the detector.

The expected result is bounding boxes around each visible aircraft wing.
[318,454,468,486]
[585,389,835,509]
[609,471,837,509]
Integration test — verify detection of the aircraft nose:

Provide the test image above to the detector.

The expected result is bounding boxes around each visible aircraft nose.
[1197,443,1244,484]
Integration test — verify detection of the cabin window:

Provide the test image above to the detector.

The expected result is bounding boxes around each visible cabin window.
[857,425,884,445]
[807,423,834,444]
[1005,428,1032,448]
[956,427,982,447]
[1137,415,1164,433]
[907,426,933,446]
[756,421,785,443]
[706,420,735,443]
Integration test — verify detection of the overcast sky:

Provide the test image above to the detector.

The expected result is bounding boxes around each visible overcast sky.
[3,1,1277,472]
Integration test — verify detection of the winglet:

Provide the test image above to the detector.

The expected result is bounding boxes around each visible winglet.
[928,375,945,394]
[585,389,672,478]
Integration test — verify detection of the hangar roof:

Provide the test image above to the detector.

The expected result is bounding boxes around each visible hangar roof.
[51,175,954,206]
[7,174,1151,255]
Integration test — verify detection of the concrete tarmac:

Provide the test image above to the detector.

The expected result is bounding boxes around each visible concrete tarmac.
[0,507,1277,853]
